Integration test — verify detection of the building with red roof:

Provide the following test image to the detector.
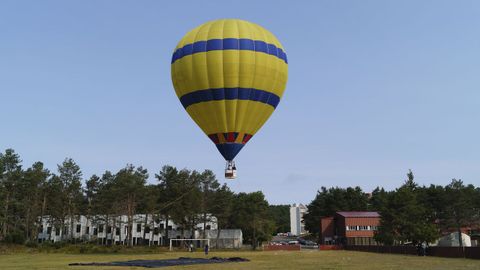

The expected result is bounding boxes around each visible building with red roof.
[320,211,381,246]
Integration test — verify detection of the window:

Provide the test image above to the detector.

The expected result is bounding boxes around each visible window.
[38,225,44,233]
[55,227,60,236]
[93,228,98,235]
[76,224,81,233]
[154,227,159,235]
[145,226,151,234]
[137,224,142,233]
[159,224,165,230]
[206,225,211,230]
[107,226,112,234]
[98,225,104,233]
[167,225,172,230]
[346,226,358,231]
[47,227,52,234]
[116,228,120,236]
[86,226,90,234]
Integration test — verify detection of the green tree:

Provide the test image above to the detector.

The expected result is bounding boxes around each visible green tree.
[230,191,274,249]
[21,162,50,242]
[440,179,480,247]
[268,205,290,234]
[95,171,116,245]
[304,186,369,237]
[111,164,148,246]
[0,149,23,241]
[45,174,67,239]
[156,166,202,242]
[210,184,234,248]
[155,165,179,243]
[369,187,389,211]
[374,170,438,245]
[57,158,83,241]
[198,170,220,238]
[417,184,446,224]
[168,169,201,238]
[84,174,101,241]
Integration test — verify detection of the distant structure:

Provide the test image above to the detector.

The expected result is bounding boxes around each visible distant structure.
[434,232,472,247]
[37,214,242,248]
[320,211,380,246]
[290,203,308,236]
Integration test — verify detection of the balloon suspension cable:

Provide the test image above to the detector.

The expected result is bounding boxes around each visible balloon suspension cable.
[225,160,237,179]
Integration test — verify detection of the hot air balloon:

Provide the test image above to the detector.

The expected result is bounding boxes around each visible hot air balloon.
[171,19,288,179]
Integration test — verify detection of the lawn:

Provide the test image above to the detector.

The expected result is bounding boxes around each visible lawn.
[1,250,479,270]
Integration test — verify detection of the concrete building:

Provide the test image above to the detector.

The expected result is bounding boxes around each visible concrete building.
[37,214,242,248]
[434,232,472,247]
[290,203,307,236]
[320,211,380,246]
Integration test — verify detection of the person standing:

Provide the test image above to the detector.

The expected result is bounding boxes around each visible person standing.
[421,242,427,256]
[204,244,209,256]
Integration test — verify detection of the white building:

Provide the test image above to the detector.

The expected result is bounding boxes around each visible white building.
[434,232,472,247]
[37,214,242,248]
[290,203,307,236]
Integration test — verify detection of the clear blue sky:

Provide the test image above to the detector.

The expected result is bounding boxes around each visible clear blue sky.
[1,0,479,204]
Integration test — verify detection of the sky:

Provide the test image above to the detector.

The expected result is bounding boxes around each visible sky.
[1,0,480,205]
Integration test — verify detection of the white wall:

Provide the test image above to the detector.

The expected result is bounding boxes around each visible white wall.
[290,204,307,236]
[37,214,218,244]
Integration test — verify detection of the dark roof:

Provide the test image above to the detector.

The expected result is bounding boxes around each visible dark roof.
[336,211,380,218]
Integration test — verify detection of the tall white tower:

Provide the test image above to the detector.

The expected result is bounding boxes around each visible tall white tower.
[290,203,307,236]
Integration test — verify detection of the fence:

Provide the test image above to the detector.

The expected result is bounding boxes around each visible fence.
[345,245,480,260]
[264,244,301,251]
[319,245,343,250]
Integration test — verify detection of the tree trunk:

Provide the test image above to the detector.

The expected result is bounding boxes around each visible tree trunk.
[37,194,47,242]
[191,216,196,239]
[203,212,207,239]
[142,214,148,245]
[2,193,10,239]
[25,209,30,241]
[216,224,221,249]
[458,227,463,247]
[165,215,169,246]
[252,218,257,250]
[68,198,74,242]
[112,217,116,246]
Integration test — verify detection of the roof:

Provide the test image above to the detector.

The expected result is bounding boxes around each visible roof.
[336,211,380,218]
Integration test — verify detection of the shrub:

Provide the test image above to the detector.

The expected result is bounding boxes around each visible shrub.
[4,231,25,244]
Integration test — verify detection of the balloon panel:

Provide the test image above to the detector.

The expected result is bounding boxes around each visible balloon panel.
[171,19,288,161]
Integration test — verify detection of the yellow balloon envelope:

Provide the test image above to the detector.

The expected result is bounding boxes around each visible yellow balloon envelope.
[171,19,288,166]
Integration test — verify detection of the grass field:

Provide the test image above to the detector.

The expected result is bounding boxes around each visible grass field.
[1,250,480,270]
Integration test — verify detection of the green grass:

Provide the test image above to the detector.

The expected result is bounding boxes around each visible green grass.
[0,250,479,270]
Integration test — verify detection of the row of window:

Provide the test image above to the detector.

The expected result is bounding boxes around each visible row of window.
[39,224,180,236]
[345,225,378,231]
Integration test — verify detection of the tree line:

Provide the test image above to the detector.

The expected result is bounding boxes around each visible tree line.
[0,149,277,248]
[304,170,480,246]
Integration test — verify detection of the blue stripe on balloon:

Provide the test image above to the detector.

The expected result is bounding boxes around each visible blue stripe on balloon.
[180,88,280,109]
[171,38,288,64]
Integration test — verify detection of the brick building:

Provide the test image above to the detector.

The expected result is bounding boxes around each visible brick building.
[320,211,380,246]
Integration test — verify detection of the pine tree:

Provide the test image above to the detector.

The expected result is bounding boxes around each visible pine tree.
[375,170,438,245]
